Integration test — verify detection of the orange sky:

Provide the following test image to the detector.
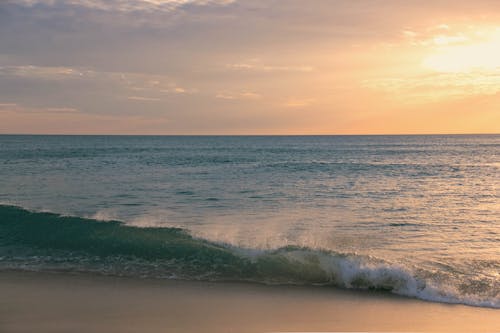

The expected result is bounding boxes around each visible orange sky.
[0,0,499,134]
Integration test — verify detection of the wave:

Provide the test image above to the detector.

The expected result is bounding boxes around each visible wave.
[0,205,498,308]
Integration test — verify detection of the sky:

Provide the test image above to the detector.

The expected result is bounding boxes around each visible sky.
[0,0,499,134]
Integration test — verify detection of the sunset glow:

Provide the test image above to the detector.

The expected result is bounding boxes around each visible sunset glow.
[422,28,500,73]
[0,1,499,134]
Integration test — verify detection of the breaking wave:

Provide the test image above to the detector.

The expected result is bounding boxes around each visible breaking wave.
[0,205,498,308]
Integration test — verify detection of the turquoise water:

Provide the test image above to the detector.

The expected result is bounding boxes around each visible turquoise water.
[0,135,498,307]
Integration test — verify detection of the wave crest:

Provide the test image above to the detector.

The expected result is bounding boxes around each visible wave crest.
[0,205,498,308]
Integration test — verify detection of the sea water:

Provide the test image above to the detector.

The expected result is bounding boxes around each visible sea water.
[0,135,498,307]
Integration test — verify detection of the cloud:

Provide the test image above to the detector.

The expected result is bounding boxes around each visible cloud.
[115,73,196,96]
[172,87,186,93]
[0,102,79,114]
[431,35,469,46]
[0,103,172,135]
[215,91,262,100]
[0,65,195,97]
[127,96,161,101]
[432,24,451,31]
[0,65,89,80]
[7,0,235,13]
[226,61,314,73]
[0,103,17,108]
[400,24,498,47]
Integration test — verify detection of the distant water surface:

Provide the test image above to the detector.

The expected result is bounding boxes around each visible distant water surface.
[0,135,498,307]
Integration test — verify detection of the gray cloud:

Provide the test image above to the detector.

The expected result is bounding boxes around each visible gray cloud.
[6,0,235,13]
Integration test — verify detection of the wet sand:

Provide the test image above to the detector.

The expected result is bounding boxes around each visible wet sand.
[0,271,498,333]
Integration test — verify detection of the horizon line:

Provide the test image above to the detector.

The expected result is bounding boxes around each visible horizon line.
[0,133,498,136]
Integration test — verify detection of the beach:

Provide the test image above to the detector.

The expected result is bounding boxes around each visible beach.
[1,271,498,333]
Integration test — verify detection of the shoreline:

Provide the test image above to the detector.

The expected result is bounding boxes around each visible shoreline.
[1,271,498,332]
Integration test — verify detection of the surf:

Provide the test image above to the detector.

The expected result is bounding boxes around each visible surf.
[0,204,498,308]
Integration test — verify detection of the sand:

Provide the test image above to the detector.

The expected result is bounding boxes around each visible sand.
[0,271,498,333]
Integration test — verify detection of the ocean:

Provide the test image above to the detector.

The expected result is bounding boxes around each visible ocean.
[0,135,498,308]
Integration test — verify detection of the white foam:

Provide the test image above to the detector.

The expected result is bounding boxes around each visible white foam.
[90,209,120,222]
[282,249,500,308]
